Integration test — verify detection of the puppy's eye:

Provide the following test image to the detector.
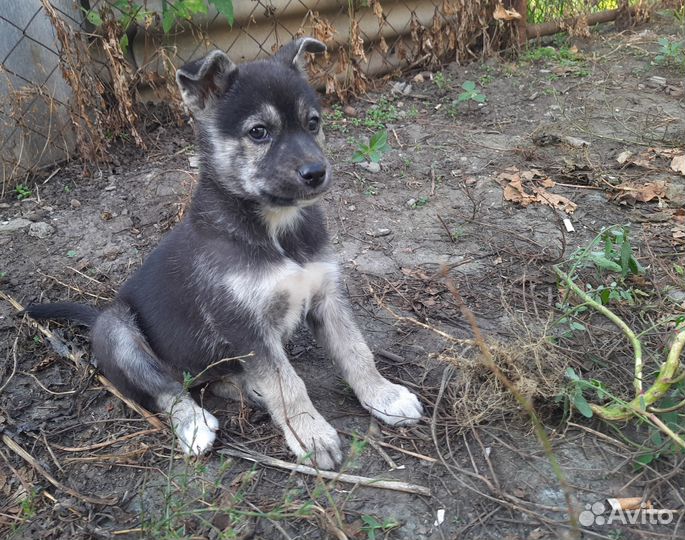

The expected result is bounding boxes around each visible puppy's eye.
[307,116,320,132]
[248,125,269,141]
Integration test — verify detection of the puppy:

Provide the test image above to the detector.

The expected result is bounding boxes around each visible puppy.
[25,38,423,469]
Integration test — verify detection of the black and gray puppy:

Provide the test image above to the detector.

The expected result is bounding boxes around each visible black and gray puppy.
[25,38,423,469]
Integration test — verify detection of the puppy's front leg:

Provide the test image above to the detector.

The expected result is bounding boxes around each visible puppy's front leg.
[308,282,423,426]
[242,345,343,469]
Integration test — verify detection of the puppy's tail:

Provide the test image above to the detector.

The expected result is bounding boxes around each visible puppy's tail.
[23,302,100,327]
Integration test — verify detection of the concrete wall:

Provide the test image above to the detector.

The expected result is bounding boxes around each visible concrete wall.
[0,0,81,185]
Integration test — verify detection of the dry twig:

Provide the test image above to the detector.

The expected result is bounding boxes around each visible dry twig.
[1,433,116,505]
[0,290,165,431]
[218,446,431,497]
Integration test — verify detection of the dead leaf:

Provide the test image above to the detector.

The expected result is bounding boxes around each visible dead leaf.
[493,3,521,21]
[670,155,685,176]
[674,208,685,224]
[533,189,577,213]
[614,181,667,203]
[497,167,576,214]
[651,147,682,159]
[618,147,684,170]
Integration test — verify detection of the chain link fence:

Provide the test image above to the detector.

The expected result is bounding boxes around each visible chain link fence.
[0,0,659,190]
[0,0,83,194]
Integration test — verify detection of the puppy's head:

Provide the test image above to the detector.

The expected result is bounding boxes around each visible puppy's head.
[176,38,330,208]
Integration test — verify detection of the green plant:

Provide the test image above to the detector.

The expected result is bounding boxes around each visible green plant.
[85,0,234,52]
[352,98,398,130]
[352,130,390,163]
[655,37,685,67]
[556,226,644,334]
[553,225,685,451]
[455,81,486,107]
[17,488,39,520]
[520,44,580,64]
[411,195,430,208]
[570,226,645,304]
[563,367,609,418]
[140,456,319,539]
[14,184,32,200]
[433,71,448,90]
[360,515,399,540]
[673,5,685,25]
[324,104,348,132]
[450,227,464,241]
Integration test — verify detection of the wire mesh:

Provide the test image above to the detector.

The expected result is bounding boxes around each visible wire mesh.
[0,0,84,192]
[0,0,520,188]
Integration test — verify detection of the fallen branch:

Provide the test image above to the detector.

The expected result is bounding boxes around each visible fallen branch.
[2,433,117,506]
[218,447,431,497]
[0,290,165,431]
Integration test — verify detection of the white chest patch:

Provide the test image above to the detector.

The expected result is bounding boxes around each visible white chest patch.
[224,260,338,338]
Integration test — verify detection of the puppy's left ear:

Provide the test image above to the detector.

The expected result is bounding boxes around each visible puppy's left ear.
[273,37,326,73]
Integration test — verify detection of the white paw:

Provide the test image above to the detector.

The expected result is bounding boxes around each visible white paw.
[363,382,423,426]
[171,404,219,456]
[282,412,342,470]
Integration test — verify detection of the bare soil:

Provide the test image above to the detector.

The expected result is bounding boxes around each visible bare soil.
[1,14,684,540]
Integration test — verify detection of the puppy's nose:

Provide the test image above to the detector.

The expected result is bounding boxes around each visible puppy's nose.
[298,163,327,188]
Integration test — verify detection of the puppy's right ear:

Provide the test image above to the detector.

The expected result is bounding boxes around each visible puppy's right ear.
[176,50,236,114]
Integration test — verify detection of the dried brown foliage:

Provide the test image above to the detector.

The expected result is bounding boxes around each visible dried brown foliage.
[40,0,109,165]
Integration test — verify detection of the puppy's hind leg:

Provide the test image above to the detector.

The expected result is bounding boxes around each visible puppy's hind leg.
[91,303,218,455]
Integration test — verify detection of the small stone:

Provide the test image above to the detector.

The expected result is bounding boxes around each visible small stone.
[667,289,685,304]
[412,73,425,83]
[343,105,357,117]
[357,161,381,173]
[406,198,417,208]
[366,228,391,238]
[188,154,200,168]
[391,81,412,95]
[70,199,81,209]
[348,205,356,211]
[646,76,667,88]
[562,136,590,148]
[0,218,31,233]
[104,185,116,191]
[28,222,55,239]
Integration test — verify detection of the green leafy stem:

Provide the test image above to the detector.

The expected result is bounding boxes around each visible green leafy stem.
[554,265,685,449]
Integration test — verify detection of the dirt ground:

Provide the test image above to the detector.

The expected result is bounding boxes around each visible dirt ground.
[1,12,685,540]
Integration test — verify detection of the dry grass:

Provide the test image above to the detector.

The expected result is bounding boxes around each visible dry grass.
[440,332,568,429]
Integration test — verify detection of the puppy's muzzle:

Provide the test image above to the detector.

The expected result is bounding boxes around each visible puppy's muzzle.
[298,162,327,189]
